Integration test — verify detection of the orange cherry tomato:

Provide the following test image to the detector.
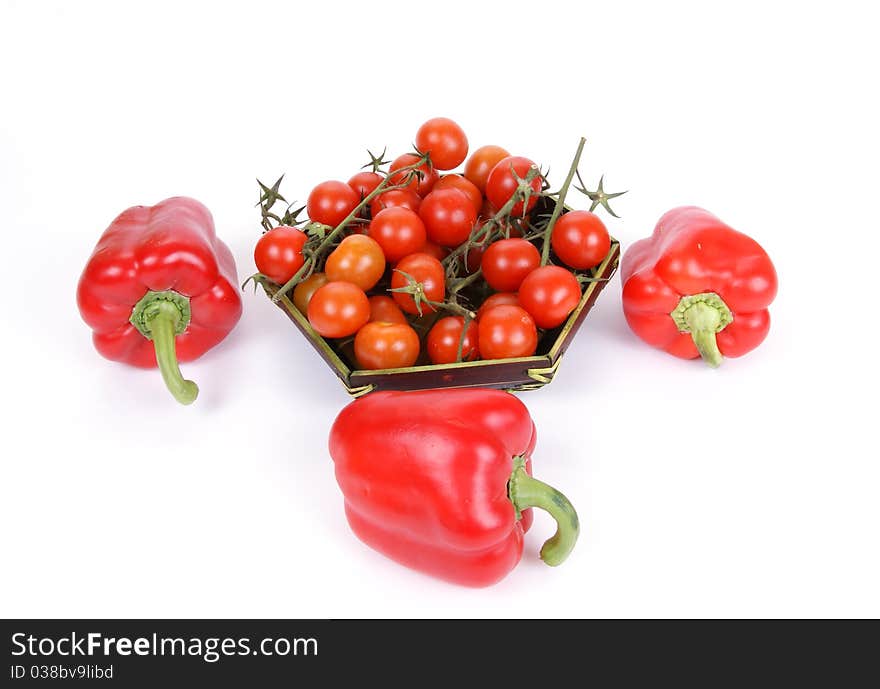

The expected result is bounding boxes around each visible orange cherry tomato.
[464,145,510,193]
[325,234,386,291]
[307,281,370,338]
[292,272,329,314]
[354,322,420,370]
[433,174,482,213]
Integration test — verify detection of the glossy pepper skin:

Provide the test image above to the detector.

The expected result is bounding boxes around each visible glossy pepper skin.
[621,206,778,367]
[77,197,242,404]
[328,389,579,587]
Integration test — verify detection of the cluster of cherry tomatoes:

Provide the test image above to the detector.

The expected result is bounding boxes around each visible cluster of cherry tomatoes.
[253,117,613,371]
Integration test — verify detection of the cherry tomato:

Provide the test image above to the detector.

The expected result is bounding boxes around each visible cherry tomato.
[368,295,408,324]
[325,234,386,291]
[348,171,384,200]
[369,207,427,263]
[551,210,611,269]
[463,244,484,274]
[391,252,445,315]
[307,281,370,338]
[420,240,449,262]
[478,305,538,359]
[419,188,478,247]
[427,316,480,364]
[414,117,469,171]
[480,238,540,292]
[485,156,542,216]
[433,174,482,213]
[370,188,422,217]
[354,321,420,370]
[518,265,581,329]
[476,292,520,320]
[389,153,438,197]
[254,226,307,284]
[464,145,510,193]
[307,180,360,227]
[479,198,498,218]
[292,272,329,314]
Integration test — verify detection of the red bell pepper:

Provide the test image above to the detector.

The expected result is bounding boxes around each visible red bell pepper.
[77,197,242,404]
[328,388,579,587]
[621,206,777,367]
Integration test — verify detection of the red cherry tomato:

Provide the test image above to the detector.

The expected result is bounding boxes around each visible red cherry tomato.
[354,322,420,370]
[391,252,445,315]
[463,244,484,274]
[414,117,469,171]
[476,292,520,320]
[292,272,329,314]
[389,153,438,197]
[478,305,538,359]
[433,174,482,213]
[427,316,480,364]
[307,281,370,338]
[485,156,542,216]
[368,207,427,263]
[420,240,450,262]
[518,265,582,329]
[480,238,540,292]
[370,188,422,217]
[307,180,360,227]
[325,234,386,291]
[368,295,408,324]
[551,210,611,269]
[479,198,498,218]
[464,145,510,193]
[419,188,478,247]
[348,171,384,200]
[254,225,307,284]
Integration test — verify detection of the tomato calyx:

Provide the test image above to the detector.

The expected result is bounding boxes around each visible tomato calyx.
[256,175,308,232]
[303,221,333,240]
[573,171,627,218]
[361,147,392,173]
[389,268,476,320]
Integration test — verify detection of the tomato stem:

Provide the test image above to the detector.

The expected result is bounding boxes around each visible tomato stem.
[455,313,474,363]
[540,137,586,266]
[508,456,579,566]
[449,268,483,295]
[430,300,476,320]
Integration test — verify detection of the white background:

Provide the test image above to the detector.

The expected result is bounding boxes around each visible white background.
[1,0,877,618]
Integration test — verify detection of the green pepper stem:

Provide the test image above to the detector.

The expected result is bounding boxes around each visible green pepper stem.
[147,301,199,405]
[508,456,579,566]
[669,292,734,368]
[129,290,198,405]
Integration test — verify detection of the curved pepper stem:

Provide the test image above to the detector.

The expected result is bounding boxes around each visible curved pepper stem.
[129,290,198,405]
[508,456,579,566]
[670,292,734,368]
